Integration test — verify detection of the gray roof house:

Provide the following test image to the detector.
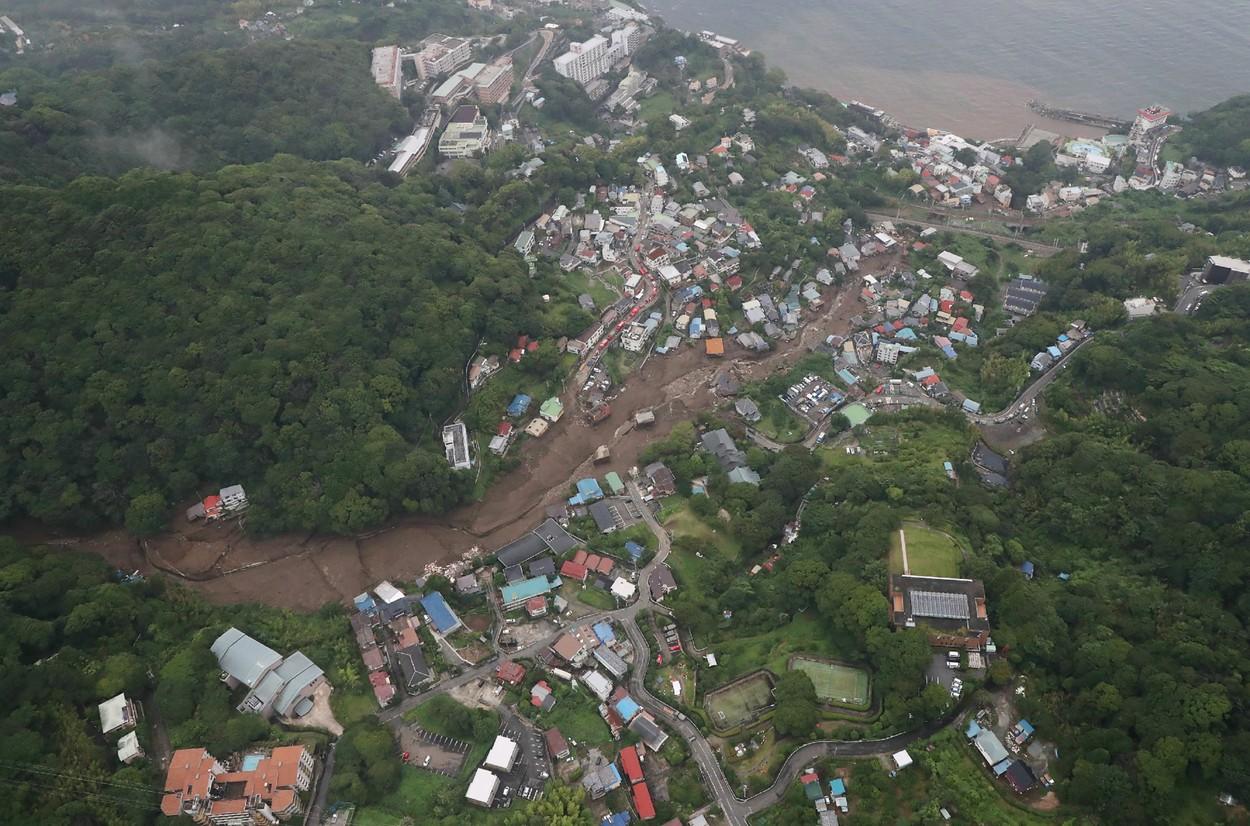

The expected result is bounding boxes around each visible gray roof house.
[701,428,747,471]
[212,628,327,720]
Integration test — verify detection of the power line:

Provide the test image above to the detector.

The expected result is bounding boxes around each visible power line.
[0,760,163,796]
[0,775,160,812]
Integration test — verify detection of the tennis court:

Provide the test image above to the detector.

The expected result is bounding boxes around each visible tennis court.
[790,656,871,709]
[704,671,774,729]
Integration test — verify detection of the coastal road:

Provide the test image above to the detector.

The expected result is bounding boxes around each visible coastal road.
[865,212,1064,255]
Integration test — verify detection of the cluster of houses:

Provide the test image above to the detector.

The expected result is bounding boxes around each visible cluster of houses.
[184,484,249,522]
[897,129,1020,209]
[1028,321,1089,371]
[701,427,760,486]
[965,717,1045,796]
[490,383,564,457]
[800,767,852,825]
[97,693,144,765]
[350,581,439,707]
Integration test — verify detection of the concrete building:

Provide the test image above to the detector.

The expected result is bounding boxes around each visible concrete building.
[442,422,471,470]
[160,746,313,824]
[465,768,500,807]
[413,34,472,80]
[1203,255,1250,284]
[439,106,491,159]
[388,127,433,176]
[370,45,403,100]
[1129,105,1170,147]
[211,628,326,720]
[553,35,611,85]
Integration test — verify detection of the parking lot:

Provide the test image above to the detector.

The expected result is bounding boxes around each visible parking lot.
[397,726,469,777]
[925,652,963,694]
[492,712,550,808]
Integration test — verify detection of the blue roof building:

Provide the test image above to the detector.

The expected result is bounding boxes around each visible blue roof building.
[962,399,982,414]
[353,593,377,614]
[419,592,462,634]
[602,812,630,826]
[507,394,533,417]
[500,576,559,609]
[1047,345,1062,359]
[837,367,859,386]
[829,778,847,796]
[568,477,605,505]
[614,696,641,721]
[592,621,616,645]
[1020,561,1035,579]
[624,541,644,561]
[965,720,982,738]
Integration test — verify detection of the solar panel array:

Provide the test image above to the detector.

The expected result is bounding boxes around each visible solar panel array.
[910,590,970,619]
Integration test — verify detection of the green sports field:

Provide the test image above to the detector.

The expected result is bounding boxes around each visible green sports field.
[889,522,963,578]
[704,671,774,729]
[790,656,871,708]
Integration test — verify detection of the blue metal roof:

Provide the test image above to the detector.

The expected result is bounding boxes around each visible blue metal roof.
[966,719,982,738]
[615,696,640,721]
[602,810,630,826]
[353,593,376,613]
[500,576,557,606]
[1021,561,1035,576]
[829,778,846,795]
[419,592,461,634]
[593,621,616,644]
[1017,719,1035,736]
[624,541,643,560]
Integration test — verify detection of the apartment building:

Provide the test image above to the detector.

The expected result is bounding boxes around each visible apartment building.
[553,34,610,85]
[370,45,403,100]
[439,105,491,158]
[413,33,472,80]
[160,746,314,825]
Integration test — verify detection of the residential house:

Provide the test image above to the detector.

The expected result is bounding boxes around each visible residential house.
[98,693,138,736]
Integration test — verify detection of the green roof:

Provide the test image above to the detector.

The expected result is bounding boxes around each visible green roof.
[500,575,559,607]
[604,472,625,495]
[540,397,564,420]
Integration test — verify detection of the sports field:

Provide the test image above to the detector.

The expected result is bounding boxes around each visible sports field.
[790,656,871,708]
[889,522,963,577]
[704,672,774,729]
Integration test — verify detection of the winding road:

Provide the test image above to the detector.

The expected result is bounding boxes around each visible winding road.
[379,477,967,825]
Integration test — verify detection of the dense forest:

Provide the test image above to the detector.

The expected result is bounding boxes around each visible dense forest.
[1173,94,1250,169]
[0,40,407,184]
[0,156,596,535]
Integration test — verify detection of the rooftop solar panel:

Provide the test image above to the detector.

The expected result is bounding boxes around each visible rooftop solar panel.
[910,590,970,619]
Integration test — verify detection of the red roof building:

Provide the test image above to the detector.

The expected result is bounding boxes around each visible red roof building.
[726,275,743,291]
[959,290,974,302]
[496,660,526,685]
[585,553,602,571]
[572,549,588,565]
[921,374,941,387]
[939,299,954,313]
[632,781,656,820]
[596,556,615,575]
[560,560,588,582]
[497,422,513,437]
[202,495,223,519]
[544,727,570,759]
[526,596,547,617]
[619,744,644,784]
[527,340,540,352]
[509,348,523,363]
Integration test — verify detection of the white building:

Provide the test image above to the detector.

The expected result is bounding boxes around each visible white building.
[1159,161,1184,190]
[442,422,472,471]
[466,768,500,807]
[439,105,491,159]
[388,128,432,176]
[413,34,472,80]
[580,670,613,701]
[484,735,519,772]
[98,693,138,736]
[1128,105,1170,147]
[553,35,611,85]
[370,46,403,100]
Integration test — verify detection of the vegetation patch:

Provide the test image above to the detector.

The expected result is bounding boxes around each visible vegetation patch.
[704,670,774,730]
[788,656,871,710]
[890,522,964,578]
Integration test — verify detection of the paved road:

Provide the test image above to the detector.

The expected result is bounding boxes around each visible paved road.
[305,741,337,825]
[378,482,967,823]
[865,212,1064,255]
[966,335,1096,425]
[1175,277,1222,315]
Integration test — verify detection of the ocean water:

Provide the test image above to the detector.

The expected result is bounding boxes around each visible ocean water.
[643,0,1250,139]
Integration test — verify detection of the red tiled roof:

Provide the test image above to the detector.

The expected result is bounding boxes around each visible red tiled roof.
[545,727,569,756]
[560,561,588,581]
[633,781,656,820]
[921,374,940,387]
[596,556,615,574]
[620,744,643,783]
[585,553,601,570]
[498,422,513,436]
[496,661,526,685]
[572,549,588,565]
[527,340,540,352]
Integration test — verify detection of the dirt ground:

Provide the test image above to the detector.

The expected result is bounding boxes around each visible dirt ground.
[24,276,872,612]
[279,682,343,736]
[397,726,470,776]
[449,678,506,711]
